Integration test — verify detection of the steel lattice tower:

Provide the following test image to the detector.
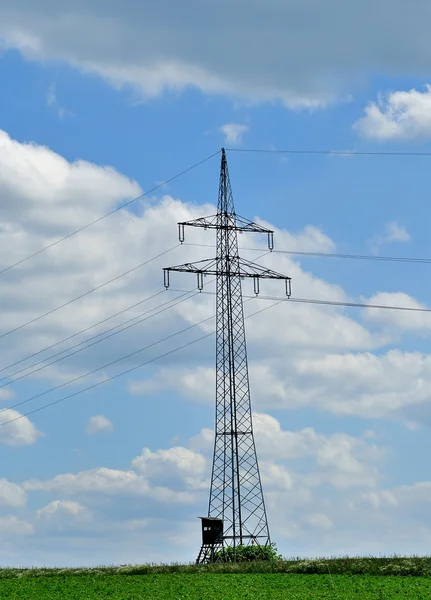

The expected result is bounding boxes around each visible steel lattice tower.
[163,149,291,563]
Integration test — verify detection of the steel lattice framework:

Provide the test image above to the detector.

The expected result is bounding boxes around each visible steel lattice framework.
[163,149,291,563]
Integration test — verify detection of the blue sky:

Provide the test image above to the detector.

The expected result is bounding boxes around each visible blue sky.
[2,2,431,565]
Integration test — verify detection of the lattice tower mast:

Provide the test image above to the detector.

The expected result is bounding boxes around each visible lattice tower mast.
[163,149,291,562]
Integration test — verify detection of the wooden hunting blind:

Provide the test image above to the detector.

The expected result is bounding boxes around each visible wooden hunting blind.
[200,517,223,545]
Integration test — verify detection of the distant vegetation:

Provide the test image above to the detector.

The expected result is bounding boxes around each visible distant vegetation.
[2,555,431,577]
[212,542,282,562]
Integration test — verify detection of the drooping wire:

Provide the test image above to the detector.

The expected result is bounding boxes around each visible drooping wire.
[0,294,209,416]
[0,245,179,341]
[0,289,199,389]
[184,243,431,266]
[0,290,167,377]
[0,297,282,429]
[0,254,271,389]
[168,288,431,314]
[225,148,431,157]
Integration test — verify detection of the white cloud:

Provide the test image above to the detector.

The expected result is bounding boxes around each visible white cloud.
[3,2,431,107]
[36,500,91,532]
[0,409,42,447]
[0,127,396,420]
[155,344,431,425]
[385,222,410,243]
[252,413,383,489]
[0,479,27,507]
[354,86,431,140]
[0,389,15,402]
[131,447,207,490]
[86,415,113,435]
[0,516,33,537]
[369,221,410,253]
[24,465,196,504]
[283,350,431,421]
[0,127,424,434]
[220,123,248,144]
[1,413,430,563]
[37,499,87,519]
[303,513,333,530]
[12,414,391,562]
[363,292,430,333]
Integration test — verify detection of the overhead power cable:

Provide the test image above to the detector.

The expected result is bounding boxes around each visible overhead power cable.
[0,251,268,378]
[0,245,179,342]
[185,243,431,266]
[0,289,199,389]
[0,150,221,277]
[0,270,225,414]
[0,298,281,429]
[0,296,212,417]
[225,148,431,157]
[0,290,167,377]
[0,254,271,389]
[168,288,431,314]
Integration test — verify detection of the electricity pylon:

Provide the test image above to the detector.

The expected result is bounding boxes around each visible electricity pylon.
[163,149,291,563]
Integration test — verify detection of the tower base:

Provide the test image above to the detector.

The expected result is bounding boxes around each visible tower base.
[196,543,224,564]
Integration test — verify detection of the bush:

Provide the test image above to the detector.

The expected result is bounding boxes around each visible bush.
[213,543,281,563]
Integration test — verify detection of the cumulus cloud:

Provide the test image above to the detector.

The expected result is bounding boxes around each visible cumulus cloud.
[3,2,431,107]
[24,465,196,504]
[36,500,91,532]
[131,447,207,490]
[0,409,42,446]
[354,86,431,140]
[1,127,428,440]
[303,513,333,530]
[0,516,33,537]
[0,389,15,402]
[362,292,430,333]
[0,479,27,507]
[369,221,410,253]
[37,499,87,519]
[141,345,431,425]
[86,415,113,435]
[252,413,383,489]
[11,414,392,562]
[220,123,248,144]
[0,413,428,562]
[0,126,392,406]
[286,350,431,421]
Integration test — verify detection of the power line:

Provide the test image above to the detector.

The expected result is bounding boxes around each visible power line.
[0,293,219,416]
[184,243,431,265]
[168,288,431,314]
[0,289,199,389]
[225,148,431,157]
[3,287,426,428]
[0,245,179,342]
[0,151,221,277]
[0,254,271,389]
[0,298,281,429]
[0,290,167,377]
[0,252,269,379]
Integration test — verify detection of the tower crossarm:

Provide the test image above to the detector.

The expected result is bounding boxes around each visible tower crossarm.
[178,215,275,250]
[163,257,291,296]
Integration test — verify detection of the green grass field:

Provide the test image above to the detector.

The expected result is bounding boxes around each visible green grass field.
[1,558,431,599]
[1,573,431,599]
